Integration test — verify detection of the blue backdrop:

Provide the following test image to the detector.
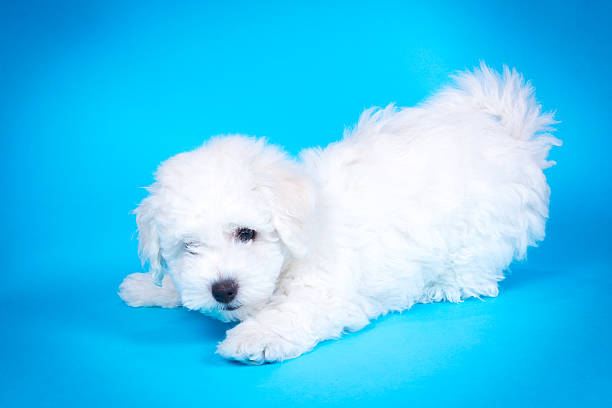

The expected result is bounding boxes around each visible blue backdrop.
[1,1,610,406]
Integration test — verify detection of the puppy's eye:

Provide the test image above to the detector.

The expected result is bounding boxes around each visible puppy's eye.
[184,241,201,255]
[235,228,256,243]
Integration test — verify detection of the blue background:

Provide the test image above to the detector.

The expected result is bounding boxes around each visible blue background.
[1,1,610,406]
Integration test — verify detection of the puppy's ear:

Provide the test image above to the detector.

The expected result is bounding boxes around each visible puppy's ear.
[134,194,165,286]
[256,161,316,258]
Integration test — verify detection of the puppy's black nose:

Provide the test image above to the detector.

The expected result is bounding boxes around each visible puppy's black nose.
[211,279,238,304]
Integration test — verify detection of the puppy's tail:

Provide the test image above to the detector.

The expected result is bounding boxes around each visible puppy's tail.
[428,62,561,164]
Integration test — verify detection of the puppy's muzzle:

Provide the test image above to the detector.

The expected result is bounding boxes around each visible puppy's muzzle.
[211,278,238,305]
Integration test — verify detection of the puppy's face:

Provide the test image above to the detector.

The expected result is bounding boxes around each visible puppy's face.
[135,136,313,322]
[158,198,287,322]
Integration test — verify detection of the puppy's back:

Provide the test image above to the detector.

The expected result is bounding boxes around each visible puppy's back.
[302,64,560,307]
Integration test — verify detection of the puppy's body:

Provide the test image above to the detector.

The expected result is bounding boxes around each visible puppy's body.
[119,65,560,363]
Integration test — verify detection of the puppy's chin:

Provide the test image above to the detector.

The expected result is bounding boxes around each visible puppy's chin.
[201,303,264,323]
[216,309,246,323]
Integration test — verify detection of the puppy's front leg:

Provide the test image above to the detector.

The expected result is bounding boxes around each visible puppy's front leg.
[217,288,367,363]
[118,272,181,308]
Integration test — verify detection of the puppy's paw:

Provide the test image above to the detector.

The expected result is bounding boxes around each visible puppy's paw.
[217,320,309,364]
[118,273,180,308]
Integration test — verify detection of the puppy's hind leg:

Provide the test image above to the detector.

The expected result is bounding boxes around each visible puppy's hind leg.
[118,272,180,308]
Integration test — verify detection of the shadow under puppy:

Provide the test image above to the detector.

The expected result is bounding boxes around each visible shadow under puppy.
[119,64,560,363]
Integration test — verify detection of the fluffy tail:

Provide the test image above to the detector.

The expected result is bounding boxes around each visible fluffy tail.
[347,63,561,166]
[426,62,561,166]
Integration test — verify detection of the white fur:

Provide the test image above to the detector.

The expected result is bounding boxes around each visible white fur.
[119,64,560,363]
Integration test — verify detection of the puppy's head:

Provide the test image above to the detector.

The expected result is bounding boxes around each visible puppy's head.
[135,136,314,321]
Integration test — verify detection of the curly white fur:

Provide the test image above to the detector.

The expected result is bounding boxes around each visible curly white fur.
[119,64,560,363]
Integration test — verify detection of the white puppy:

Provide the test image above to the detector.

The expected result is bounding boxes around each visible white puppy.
[119,64,560,363]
